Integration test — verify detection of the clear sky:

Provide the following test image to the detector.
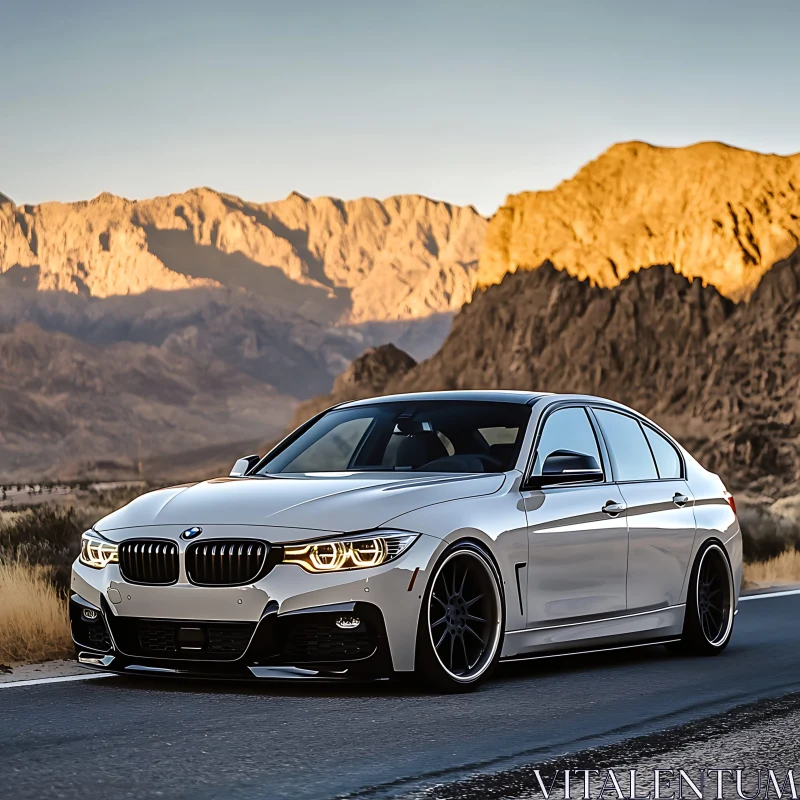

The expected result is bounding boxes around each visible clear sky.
[2,0,799,215]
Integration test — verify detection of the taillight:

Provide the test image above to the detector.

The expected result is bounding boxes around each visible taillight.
[724,491,736,515]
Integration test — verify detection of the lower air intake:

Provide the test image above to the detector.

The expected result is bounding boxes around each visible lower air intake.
[282,621,376,663]
[136,620,255,658]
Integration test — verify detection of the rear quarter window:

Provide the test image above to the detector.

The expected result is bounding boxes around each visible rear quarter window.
[643,426,682,479]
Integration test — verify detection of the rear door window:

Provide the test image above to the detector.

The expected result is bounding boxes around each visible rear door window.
[593,409,658,482]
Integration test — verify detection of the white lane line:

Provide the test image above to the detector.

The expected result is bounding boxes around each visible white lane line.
[0,672,114,690]
[740,587,800,601]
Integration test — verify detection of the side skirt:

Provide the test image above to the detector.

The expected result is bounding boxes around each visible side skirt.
[500,636,681,664]
[501,603,685,659]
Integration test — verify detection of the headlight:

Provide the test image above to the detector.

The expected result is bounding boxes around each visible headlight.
[79,531,119,569]
[282,531,418,573]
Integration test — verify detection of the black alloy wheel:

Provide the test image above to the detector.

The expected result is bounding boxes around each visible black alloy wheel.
[670,541,734,656]
[697,546,733,645]
[415,544,504,692]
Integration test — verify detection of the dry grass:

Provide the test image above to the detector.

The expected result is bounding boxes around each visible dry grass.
[743,549,800,588]
[0,559,72,663]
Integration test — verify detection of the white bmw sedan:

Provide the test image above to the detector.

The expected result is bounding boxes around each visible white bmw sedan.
[71,391,741,691]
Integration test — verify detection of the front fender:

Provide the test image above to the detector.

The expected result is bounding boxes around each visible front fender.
[383,485,529,632]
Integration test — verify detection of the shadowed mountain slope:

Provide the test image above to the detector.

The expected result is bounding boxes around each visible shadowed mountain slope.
[308,258,800,498]
[0,321,295,482]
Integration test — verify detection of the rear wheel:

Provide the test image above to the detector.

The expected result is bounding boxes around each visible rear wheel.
[414,543,504,692]
[670,542,734,656]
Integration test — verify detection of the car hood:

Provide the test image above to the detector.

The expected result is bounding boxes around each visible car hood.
[94,472,507,537]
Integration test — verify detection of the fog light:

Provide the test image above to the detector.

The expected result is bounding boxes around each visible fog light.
[336,616,361,630]
[82,608,99,621]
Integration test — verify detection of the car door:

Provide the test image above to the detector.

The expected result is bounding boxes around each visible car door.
[522,405,629,626]
[591,408,696,611]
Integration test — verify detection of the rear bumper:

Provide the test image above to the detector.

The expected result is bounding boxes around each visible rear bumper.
[71,593,394,680]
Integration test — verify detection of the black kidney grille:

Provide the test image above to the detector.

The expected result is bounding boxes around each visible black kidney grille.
[119,540,179,585]
[186,540,268,585]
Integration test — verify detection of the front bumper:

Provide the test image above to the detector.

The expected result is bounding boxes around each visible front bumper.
[70,531,442,678]
[71,594,393,680]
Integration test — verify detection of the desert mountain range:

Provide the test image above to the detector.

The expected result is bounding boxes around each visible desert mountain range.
[2,140,799,488]
[0,190,484,480]
[0,189,486,324]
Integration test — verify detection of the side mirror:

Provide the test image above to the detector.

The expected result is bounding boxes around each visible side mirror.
[525,450,603,489]
[230,454,260,477]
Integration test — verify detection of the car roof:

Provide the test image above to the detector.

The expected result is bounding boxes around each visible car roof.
[336,391,651,415]
[337,390,550,408]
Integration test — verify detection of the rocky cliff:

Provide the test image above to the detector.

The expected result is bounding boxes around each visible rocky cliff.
[477,141,800,301]
[311,255,800,498]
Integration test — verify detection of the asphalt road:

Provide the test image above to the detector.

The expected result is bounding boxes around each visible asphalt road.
[2,593,799,800]
[401,687,800,800]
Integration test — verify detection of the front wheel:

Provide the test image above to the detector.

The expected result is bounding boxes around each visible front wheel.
[414,543,505,692]
[670,541,735,656]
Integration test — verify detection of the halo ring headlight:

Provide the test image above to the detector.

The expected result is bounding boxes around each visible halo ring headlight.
[309,541,349,571]
[282,532,417,573]
[79,531,119,570]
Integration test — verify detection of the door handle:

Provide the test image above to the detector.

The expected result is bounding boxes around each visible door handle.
[673,493,690,507]
[602,500,625,516]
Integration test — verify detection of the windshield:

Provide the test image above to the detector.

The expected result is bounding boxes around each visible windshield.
[257,401,531,475]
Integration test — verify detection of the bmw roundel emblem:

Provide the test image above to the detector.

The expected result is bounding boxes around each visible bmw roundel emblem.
[181,526,203,540]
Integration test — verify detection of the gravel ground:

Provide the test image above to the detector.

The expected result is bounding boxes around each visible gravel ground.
[0,659,89,684]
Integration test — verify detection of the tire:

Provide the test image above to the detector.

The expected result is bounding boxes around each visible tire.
[414,542,505,692]
[669,541,735,656]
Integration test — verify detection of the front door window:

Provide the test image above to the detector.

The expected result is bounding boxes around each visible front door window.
[532,407,602,477]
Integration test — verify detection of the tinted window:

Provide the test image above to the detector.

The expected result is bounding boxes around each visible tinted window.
[532,407,601,477]
[643,426,682,479]
[594,409,657,481]
[259,401,531,474]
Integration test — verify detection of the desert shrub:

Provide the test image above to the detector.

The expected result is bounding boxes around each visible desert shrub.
[0,488,146,594]
[0,559,72,663]
[738,504,800,563]
[744,549,800,586]
[0,506,83,594]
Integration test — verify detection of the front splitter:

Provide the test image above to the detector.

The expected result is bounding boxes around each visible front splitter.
[76,650,385,682]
